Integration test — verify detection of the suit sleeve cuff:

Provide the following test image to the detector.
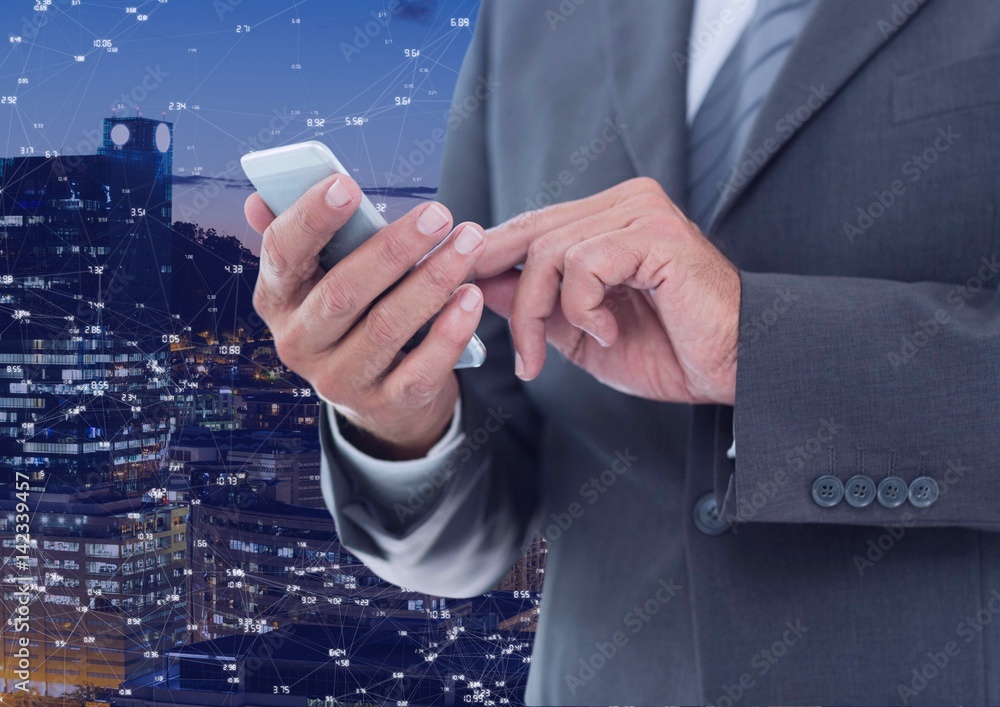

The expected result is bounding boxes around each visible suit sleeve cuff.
[324,399,465,506]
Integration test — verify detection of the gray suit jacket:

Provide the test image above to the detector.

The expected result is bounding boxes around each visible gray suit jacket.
[319,0,1000,703]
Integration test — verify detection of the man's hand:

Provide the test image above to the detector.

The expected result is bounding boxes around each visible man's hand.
[472,177,740,405]
[245,173,487,459]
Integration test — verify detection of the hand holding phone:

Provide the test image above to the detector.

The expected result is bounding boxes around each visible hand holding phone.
[241,141,486,368]
[242,141,488,459]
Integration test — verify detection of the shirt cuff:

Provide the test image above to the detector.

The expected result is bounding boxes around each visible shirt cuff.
[325,399,466,505]
[726,417,736,460]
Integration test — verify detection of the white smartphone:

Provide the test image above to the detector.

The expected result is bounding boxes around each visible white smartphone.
[241,141,486,369]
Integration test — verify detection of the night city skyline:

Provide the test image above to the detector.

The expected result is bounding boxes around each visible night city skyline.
[0,0,479,253]
[0,3,545,705]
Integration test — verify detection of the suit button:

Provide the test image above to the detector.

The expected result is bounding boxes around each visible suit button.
[811,475,843,508]
[876,476,908,508]
[693,492,729,536]
[908,476,940,508]
[845,475,876,507]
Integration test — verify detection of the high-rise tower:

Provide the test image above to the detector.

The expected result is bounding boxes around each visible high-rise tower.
[0,117,175,491]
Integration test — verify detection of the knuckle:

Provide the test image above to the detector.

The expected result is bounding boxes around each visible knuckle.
[261,234,290,276]
[365,304,404,348]
[420,255,457,293]
[291,200,330,239]
[628,176,662,195]
[638,212,679,244]
[396,366,439,404]
[622,190,669,222]
[435,316,472,350]
[377,229,413,271]
[603,234,630,261]
[563,242,593,271]
[316,271,357,319]
[526,235,554,261]
[630,191,666,211]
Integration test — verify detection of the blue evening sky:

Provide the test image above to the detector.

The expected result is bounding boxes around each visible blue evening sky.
[0,0,480,253]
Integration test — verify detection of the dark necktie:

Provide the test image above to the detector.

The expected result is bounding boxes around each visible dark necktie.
[685,0,820,228]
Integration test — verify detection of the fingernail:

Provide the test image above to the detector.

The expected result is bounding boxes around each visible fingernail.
[582,326,610,348]
[514,351,525,379]
[458,286,481,312]
[454,225,484,255]
[417,203,449,235]
[326,178,353,208]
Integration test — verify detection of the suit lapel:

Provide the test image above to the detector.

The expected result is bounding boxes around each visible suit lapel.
[599,0,935,228]
[598,0,694,201]
[706,0,935,230]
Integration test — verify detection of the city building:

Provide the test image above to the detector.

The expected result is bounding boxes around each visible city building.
[170,425,324,509]
[185,490,436,641]
[0,117,175,490]
[115,606,533,706]
[0,487,188,696]
[0,112,543,703]
[172,387,237,431]
[237,391,319,431]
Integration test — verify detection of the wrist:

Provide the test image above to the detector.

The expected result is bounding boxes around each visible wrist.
[338,411,452,460]
[715,269,740,406]
[334,378,460,460]
[693,264,740,406]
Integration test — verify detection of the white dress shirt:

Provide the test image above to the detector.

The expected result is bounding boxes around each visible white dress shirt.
[329,0,757,474]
